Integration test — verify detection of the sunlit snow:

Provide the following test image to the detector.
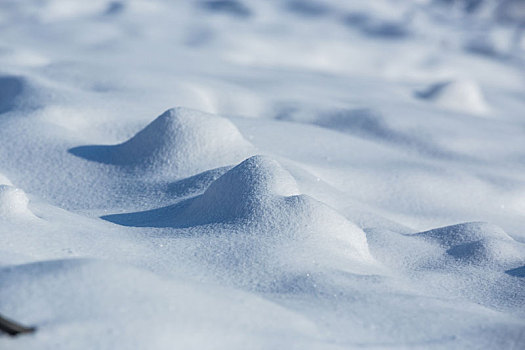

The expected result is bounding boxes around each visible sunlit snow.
[1,0,524,349]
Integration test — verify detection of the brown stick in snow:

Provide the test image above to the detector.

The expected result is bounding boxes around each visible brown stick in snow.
[0,314,35,336]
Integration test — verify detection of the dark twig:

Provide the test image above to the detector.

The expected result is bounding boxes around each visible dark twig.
[0,314,35,336]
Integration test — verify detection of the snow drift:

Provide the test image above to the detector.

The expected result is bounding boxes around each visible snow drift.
[418,222,524,266]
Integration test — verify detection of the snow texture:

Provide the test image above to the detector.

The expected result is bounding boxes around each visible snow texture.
[1,0,525,349]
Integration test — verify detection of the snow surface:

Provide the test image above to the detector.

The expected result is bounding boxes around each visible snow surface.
[1,0,525,349]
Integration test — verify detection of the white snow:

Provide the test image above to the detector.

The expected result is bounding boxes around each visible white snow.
[1,0,524,349]
[70,107,254,178]
[0,186,34,219]
[0,174,12,186]
[417,79,490,115]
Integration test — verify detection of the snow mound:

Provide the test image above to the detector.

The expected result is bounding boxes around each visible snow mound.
[367,222,525,273]
[186,155,300,221]
[417,80,490,115]
[116,107,254,176]
[104,156,374,271]
[184,155,375,283]
[71,107,254,178]
[367,222,525,312]
[368,222,525,269]
[0,185,33,218]
[191,155,372,262]
[418,222,523,266]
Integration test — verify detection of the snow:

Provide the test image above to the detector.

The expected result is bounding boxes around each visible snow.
[69,107,254,178]
[0,186,33,219]
[0,174,13,186]
[416,79,490,115]
[1,0,524,349]
[0,259,319,350]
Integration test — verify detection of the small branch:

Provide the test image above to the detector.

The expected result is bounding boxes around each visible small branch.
[0,314,36,336]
